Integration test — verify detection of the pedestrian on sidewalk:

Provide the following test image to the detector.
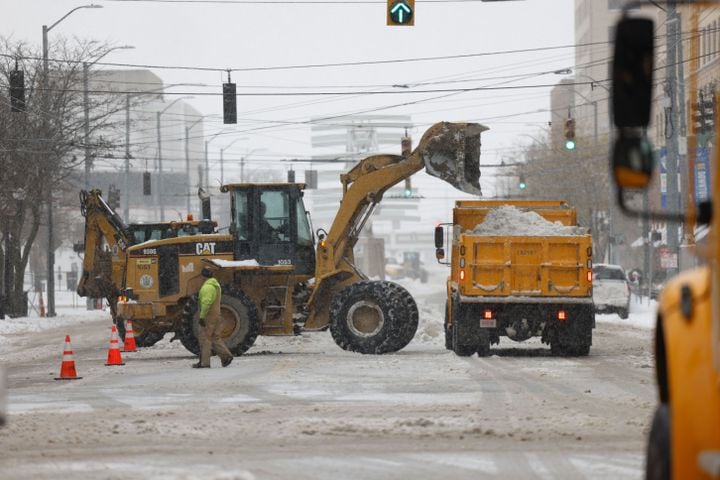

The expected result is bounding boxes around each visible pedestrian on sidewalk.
[192,267,233,368]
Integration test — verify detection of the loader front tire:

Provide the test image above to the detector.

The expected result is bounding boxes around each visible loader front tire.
[329,281,418,354]
[180,285,260,356]
[115,316,164,347]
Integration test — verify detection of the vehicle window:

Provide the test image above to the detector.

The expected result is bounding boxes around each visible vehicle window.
[296,197,312,246]
[261,190,290,243]
[234,190,250,241]
[594,267,626,281]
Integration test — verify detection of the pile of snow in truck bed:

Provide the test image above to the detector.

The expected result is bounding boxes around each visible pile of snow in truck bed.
[471,205,587,236]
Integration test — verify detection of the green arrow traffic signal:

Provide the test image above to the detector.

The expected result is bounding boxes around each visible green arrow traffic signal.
[388,0,414,26]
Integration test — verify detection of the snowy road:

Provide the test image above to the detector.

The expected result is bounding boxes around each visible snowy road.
[0,278,657,480]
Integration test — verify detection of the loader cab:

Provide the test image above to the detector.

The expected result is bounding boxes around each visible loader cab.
[226,183,315,275]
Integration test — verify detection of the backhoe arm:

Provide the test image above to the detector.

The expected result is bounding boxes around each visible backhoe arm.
[76,189,131,302]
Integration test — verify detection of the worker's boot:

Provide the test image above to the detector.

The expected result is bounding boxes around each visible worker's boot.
[191,362,210,369]
[221,356,233,368]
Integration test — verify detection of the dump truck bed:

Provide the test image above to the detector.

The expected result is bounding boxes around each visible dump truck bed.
[456,234,593,300]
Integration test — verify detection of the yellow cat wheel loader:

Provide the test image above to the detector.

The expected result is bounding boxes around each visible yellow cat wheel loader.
[116,121,487,355]
[76,189,216,346]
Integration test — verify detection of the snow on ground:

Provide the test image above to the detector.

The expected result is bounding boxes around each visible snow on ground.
[597,295,657,330]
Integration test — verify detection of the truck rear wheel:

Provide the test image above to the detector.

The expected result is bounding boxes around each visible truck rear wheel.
[329,281,418,354]
[451,315,476,357]
[444,301,453,350]
[180,285,260,356]
[645,404,670,480]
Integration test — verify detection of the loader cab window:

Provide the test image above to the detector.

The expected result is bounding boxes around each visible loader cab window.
[296,199,312,246]
[234,191,250,241]
[260,190,290,243]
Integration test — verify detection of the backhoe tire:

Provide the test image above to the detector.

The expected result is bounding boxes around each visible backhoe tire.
[329,281,418,354]
[179,285,260,356]
[645,404,670,480]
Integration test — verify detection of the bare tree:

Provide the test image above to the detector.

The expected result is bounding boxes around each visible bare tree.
[516,133,615,259]
[0,37,128,316]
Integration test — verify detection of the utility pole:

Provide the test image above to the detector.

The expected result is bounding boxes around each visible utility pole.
[156,111,165,221]
[83,62,91,190]
[42,24,55,317]
[123,95,130,219]
[665,4,681,277]
[185,127,191,214]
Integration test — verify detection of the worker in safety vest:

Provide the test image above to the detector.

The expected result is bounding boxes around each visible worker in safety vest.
[192,267,234,368]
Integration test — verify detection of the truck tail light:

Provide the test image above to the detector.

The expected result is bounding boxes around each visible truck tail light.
[557,310,567,321]
[460,269,466,281]
[586,271,592,282]
[484,309,493,320]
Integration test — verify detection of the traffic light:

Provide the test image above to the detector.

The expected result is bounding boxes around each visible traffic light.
[143,172,151,196]
[223,81,237,124]
[401,135,412,197]
[518,174,527,190]
[9,68,25,113]
[107,185,120,210]
[564,118,576,151]
[387,0,414,26]
[694,90,715,135]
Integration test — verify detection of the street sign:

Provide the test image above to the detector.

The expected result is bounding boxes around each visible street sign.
[387,0,414,26]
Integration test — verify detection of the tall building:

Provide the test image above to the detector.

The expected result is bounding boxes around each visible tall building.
[86,69,205,221]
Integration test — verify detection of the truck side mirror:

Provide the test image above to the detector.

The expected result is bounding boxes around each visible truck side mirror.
[612,16,654,128]
[434,226,444,248]
[435,248,445,261]
[612,133,654,189]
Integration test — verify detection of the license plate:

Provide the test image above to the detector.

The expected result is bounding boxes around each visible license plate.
[480,318,496,328]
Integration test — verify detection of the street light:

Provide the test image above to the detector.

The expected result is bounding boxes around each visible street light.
[185,115,205,214]
[43,3,102,318]
[219,137,249,185]
[204,129,233,190]
[157,95,194,221]
[83,45,135,190]
[240,148,268,183]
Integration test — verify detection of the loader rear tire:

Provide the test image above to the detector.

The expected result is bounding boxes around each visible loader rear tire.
[179,285,260,356]
[329,281,418,354]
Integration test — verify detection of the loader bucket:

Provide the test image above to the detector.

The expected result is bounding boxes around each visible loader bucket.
[420,122,488,196]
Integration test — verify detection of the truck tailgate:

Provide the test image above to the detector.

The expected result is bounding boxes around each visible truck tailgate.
[461,235,592,298]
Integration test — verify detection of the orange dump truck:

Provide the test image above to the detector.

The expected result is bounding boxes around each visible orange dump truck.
[435,200,594,357]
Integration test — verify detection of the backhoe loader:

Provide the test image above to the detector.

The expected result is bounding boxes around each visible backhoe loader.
[116,121,487,355]
[76,189,216,345]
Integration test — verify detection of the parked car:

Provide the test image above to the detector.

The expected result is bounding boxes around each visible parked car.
[593,263,631,319]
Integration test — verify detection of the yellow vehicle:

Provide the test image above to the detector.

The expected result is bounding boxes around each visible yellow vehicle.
[116,122,487,355]
[76,189,216,345]
[610,9,720,478]
[435,199,593,356]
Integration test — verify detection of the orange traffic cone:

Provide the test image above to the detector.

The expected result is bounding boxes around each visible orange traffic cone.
[39,291,45,318]
[123,320,137,352]
[105,325,125,366]
[55,335,82,380]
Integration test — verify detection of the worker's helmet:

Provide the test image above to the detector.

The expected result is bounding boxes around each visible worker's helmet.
[201,266,213,278]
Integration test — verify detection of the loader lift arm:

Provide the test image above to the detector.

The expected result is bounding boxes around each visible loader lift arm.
[76,189,131,311]
[304,121,487,329]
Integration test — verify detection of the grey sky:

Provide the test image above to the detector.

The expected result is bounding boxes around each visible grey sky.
[1,0,575,195]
